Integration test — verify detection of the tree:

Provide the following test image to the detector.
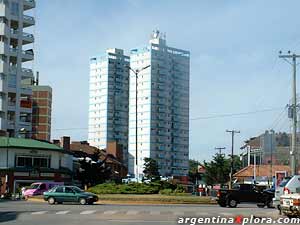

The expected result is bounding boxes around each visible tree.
[77,150,112,188]
[188,159,202,184]
[203,153,242,185]
[143,157,160,180]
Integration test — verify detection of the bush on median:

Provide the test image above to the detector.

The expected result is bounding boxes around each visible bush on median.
[88,181,186,195]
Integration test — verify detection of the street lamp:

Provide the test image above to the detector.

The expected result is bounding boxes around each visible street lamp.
[127,65,150,181]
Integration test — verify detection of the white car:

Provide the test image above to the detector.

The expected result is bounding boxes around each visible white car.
[274,175,300,213]
[280,193,300,218]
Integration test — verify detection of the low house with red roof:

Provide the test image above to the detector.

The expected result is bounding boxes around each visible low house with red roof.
[233,165,291,185]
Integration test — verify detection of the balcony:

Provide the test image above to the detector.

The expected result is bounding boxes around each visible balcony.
[7,120,15,130]
[24,0,36,11]
[22,49,34,62]
[19,120,31,129]
[11,30,34,45]
[20,87,32,95]
[22,32,34,45]
[23,15,35,28]
[22,68,33,78]
[7,101,16,111]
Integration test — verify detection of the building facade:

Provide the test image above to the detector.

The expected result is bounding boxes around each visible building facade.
[31,85,52,141]
[0,137,73,194]
[128,30,190,178]
[0,0,35,137]
[88,48,129,165]
[240,130,291,167]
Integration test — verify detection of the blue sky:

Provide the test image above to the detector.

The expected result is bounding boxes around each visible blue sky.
[34,0,300,162]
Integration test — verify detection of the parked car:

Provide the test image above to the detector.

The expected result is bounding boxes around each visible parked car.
[43,185,98,205]
[280,193,300,218]
[273,176,292,210]
[24,182,63,199]
[216,183,274,208]
[274,175,300,213]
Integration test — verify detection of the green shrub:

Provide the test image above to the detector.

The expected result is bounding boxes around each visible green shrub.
[88,182,161,194]
[174,184,185,193]
[159,188,173,195]
[88,181,187,195]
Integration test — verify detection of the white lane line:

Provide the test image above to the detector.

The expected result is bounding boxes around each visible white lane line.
[173,211,185,216]
[31,211,48,215]
[126,210,139,215]
[149,211,160,215]
[80,210,97,215]
[56,211,70,215]
[103,210,117,215]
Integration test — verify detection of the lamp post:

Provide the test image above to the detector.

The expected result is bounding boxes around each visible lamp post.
[127,65,150,181]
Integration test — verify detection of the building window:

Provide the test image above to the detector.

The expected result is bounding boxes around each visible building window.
[16,155,50,168]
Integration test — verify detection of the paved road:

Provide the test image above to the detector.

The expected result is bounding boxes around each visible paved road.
[0,200,281,225]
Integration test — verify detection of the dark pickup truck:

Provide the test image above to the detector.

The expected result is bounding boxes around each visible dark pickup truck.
[216,184,274,208]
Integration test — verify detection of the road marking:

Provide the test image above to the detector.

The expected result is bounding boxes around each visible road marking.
[150,211,160,215]
[80,210,97,215]
[103,210,117,215]
[126,210,139,215]
[173,211,185,216]
[56,211,70,215]
[32,211,47,215]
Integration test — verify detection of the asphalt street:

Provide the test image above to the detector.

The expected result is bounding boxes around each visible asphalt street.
[0,200,282,225]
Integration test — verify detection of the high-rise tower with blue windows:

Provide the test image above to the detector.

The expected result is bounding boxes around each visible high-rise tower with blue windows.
[128,30,190,178]
[88,48,130,165]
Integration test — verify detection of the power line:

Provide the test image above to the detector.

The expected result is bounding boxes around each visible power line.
[190,107,284,121]
[52,107,285,131]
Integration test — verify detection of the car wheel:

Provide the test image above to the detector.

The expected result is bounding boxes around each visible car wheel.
[228,199,238,208]
[266,201,274,208]
[48,197,55,205]
[257,203,265,208]
[79,198,87,205]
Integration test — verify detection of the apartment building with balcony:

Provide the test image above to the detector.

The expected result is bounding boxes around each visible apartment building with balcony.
[31,85,52,141]
[88,48,130,165]
[0,0,35,137]
[128,30,190,178]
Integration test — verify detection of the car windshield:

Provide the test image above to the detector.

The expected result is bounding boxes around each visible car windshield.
[72,186,84,193]
[48,186,57,192]
[279,177,291,187]
[29,184,40,189]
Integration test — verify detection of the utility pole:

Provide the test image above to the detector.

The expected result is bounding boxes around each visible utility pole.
[215,147,226,155]
[226,130,240,189]
[279,51,300,176]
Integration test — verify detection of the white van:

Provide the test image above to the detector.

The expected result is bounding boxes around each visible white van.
[274,175,300,212]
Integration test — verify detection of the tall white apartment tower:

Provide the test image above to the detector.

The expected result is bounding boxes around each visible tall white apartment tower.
[88,48,130,164]
[0,0,35,137]
[128,30,190,178]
